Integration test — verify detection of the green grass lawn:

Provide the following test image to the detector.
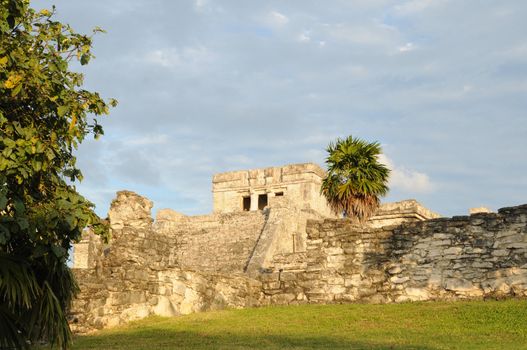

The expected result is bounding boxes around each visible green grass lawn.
[73,300,527,350]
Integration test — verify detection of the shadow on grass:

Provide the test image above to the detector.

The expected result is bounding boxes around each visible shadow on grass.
[73,330,438,350]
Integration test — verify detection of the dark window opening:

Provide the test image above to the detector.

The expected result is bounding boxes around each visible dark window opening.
[242,196,251,211]
[258,194,268,210]
[275,192,284,197]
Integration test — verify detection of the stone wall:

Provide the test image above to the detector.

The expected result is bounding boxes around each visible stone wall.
[367,199,441,228]
[154,209,268,273]
[261,204,527,304]
[70,192,266,333]
[70,191,324,332]
[71,190,527,334]
[71,267,263,333]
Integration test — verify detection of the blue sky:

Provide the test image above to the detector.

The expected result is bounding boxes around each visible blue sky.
[35,0,527,217]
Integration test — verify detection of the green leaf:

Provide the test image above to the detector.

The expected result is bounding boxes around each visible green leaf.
[45,148,56,161]
[0,191,7,209]
[10,83,23,97]
[80,53,90,65]
[51,245,66,258]
[0,225,10,245]
[32,245,48,259]
[13,198,25,214]
[64,215,76,230]
[16,217,29,231]
[57,105,69,117]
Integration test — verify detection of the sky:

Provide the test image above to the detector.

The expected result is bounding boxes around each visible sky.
[34,0,527,218]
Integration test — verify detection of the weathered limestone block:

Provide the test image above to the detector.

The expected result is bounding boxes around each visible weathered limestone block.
[472,262,493,269]
[492,249,510,257]
[368,199,441,228]
[153,296,178,317]
[444,247,463,255]
[470,207,492,214]
[390,276,410,284]
[404,288,430,301]
[109,191,153,230]
[156,208,186,222]
[179,288,201,314]
[73,229,103,269]
[387,265,402,274]
[344,274,362,287]
[444,278,482,295]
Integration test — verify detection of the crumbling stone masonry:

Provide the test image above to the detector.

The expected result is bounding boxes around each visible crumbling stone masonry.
[70,163,527,333]
[70,191,265,333]
[212,163,333,215]
[262,206,527,304]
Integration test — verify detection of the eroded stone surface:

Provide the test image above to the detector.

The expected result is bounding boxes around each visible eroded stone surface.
[212,163,334,216]
[261,204,527,305]
[70,166,527,334]
[470,207,492,214]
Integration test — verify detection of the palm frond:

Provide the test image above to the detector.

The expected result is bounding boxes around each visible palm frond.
[30,281,72,349]
[0,305,29,350]
[25,255,77,349]
[321,135,390,221]
[0,253,77,348]
[0,254,39,310]
[0,254,37,349]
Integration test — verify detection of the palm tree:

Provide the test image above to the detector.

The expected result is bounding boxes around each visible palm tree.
[0,252,78,349]
[321,135,390,222]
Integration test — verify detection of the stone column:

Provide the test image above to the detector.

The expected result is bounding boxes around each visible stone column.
[250,192,259,211]
[72,240,89,269]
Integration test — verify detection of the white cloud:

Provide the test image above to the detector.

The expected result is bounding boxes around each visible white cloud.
[462,84,473,93]
[127,134,169,146]
[398,42,415,52]
[145,45,215,70]
[343,64,368,77]
[193,0,224,15]
[327,22,399,46]
[145,49,179,68]
[499,42,527,59]
[268,11,289,26]
[394,0,444,16]
[194,0,208,12]
[378,154,435,193]
[298,31,311,43]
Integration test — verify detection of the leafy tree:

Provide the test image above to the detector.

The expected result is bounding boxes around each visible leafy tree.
[0,1,115,348]
[321,135,390,222]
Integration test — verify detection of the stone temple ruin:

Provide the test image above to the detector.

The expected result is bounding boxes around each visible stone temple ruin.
[212,163,333,216]
[71,163,527,333]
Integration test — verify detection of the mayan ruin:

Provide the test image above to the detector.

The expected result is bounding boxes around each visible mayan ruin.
[70,163,527,333]
[3,1,526,348]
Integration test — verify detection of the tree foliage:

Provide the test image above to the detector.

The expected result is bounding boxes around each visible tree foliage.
[321,135,390,222]
[0,0,114,348]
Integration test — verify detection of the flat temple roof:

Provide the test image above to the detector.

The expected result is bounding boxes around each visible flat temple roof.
[212,163,326,184]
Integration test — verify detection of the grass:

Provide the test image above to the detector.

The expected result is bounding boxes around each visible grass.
[73,299,527,350]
